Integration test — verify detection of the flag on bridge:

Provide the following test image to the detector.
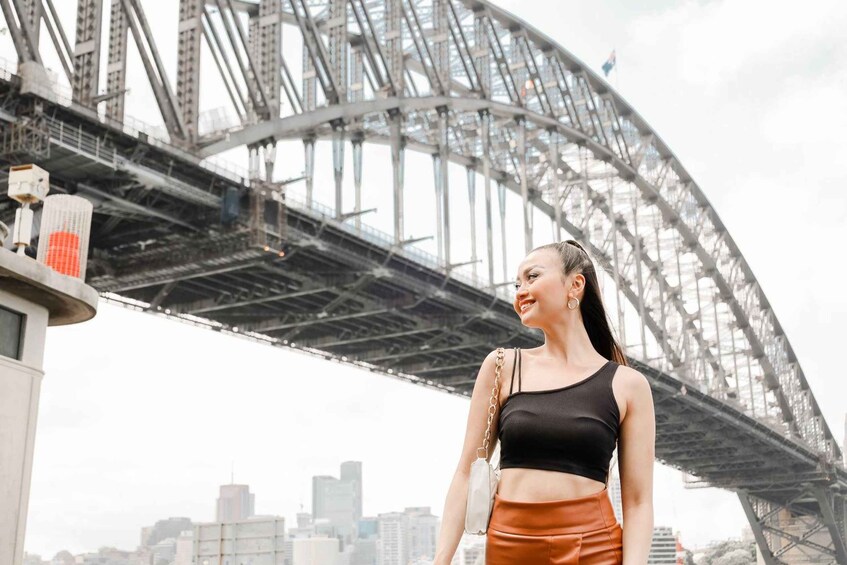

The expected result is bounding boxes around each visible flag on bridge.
[602,50,616,77]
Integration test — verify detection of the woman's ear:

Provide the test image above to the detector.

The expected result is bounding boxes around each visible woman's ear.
[571,273,586,295]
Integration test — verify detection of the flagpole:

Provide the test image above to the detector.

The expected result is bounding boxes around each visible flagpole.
[614,47,619,90]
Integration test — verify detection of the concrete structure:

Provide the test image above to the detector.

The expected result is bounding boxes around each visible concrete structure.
[0,247,97,565]
[216,483,255,522]
[194,517,286,565]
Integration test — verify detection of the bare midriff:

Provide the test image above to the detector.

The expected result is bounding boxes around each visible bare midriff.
[497,468,607,502]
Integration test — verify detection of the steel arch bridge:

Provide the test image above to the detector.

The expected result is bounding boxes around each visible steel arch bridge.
[0,0,844,562]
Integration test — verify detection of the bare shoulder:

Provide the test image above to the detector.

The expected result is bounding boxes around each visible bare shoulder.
[472,348,515,394]
[614,364,654,406]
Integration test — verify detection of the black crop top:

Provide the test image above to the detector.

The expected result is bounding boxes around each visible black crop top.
[497,348,621,483]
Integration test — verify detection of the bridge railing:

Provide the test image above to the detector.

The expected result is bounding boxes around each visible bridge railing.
[0,57,252,187]
[282,190,513,303]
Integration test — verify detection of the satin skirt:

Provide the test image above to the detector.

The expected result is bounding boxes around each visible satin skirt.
[485,486,623,564]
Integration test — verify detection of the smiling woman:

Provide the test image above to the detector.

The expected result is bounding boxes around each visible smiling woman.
[434,240,656,565]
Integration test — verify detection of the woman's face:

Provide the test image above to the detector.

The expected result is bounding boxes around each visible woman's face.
[513,249,582,328]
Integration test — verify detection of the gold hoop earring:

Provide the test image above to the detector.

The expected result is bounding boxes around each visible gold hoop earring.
[567,297,580,310]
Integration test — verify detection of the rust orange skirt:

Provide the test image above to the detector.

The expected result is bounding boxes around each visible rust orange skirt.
[485,486,623,564]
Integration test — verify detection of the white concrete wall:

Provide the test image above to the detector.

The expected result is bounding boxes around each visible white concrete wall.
[0,289,48,565]
[292,538,340,565]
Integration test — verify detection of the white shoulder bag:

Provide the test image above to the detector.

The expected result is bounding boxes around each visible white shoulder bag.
[464,347,505,535]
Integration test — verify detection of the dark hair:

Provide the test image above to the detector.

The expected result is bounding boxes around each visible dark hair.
[532,240,628,366]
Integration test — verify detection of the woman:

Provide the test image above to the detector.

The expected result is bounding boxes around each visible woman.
[433,240,655,564]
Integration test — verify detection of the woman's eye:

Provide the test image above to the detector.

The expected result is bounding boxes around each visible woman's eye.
[528,273,538,279]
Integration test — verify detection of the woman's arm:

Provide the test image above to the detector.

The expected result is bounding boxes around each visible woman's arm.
[433,348,509,565]
[618,366,656,565]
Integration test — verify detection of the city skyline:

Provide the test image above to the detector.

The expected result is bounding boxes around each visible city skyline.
[23,467,711,564]
[10,0,847,559]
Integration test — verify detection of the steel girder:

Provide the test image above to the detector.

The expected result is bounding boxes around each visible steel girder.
[105,0,128,121]
[177,0,203,141]
[72,0,102,105]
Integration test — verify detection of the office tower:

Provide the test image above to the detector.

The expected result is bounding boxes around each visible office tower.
[404,507,439,563]
[217,484,255,522]
[312,461,363,543]
[648,526,677,564]
[340,461,363,520]
[376,512,406,565]
[313,475,356,541]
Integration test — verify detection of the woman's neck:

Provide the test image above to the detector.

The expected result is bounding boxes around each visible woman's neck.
[537,318,603,365]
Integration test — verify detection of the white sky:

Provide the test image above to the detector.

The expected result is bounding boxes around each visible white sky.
[6,0,846,558]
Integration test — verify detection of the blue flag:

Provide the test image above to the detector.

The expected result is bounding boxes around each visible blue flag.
[602,50,616,77]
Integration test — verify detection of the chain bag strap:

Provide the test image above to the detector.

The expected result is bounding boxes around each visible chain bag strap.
[464,347,505,535]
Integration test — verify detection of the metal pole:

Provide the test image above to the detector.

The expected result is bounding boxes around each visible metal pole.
[550,131,561,242]
[304,137,315,208]
[352,134,363,231]
[467,166,478,280]
[432,153,443,263]
[332,123,345,218]
[482,111,494,288]
[439,108,451,267]
[517,117,531,254]
[498,181,508,284]
[390,114,404,243]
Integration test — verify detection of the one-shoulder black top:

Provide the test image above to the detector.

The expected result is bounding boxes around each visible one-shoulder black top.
[497,348,621,483]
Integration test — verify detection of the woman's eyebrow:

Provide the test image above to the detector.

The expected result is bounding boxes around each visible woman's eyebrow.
[515,264,543,280]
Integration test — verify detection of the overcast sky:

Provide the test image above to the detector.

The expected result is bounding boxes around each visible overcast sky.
[5,0,846,559]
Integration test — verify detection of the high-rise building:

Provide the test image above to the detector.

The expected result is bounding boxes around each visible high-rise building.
[373,507,439,565]
[648,526,677,564]
[376,512,406,565]
[340,461,363,520]
[313,475,355,540]
[312,461,362,543]
[404,507,439,563]
[216,484,255,522]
